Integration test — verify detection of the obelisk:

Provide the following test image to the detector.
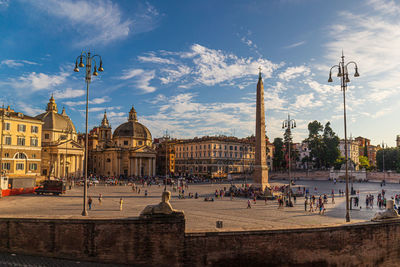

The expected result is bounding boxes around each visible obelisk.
[253,68,269,191]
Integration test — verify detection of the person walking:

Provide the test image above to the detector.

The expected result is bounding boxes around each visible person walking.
[98,193,102,205]
[88,196,93,210]
[304,197,308,211]
[247,199,251,209]
[119,197,123,211]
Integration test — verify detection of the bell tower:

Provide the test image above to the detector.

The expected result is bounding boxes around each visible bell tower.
[128,106,138,122]
[46,94,58,113]
[99,110,112,148]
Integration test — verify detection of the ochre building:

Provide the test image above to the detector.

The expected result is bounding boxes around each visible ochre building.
[0,106,43,178]
[90,107,156,177]
[174,136,256,178]
[35,96,84,179]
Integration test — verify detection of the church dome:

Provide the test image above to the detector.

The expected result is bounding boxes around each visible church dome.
[113,106,152,141]
[35,95,76,132]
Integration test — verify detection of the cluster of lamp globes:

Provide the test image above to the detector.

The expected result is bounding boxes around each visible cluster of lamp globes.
[282,121,296,130]
[73,56,104,76]
[328,66,359,83]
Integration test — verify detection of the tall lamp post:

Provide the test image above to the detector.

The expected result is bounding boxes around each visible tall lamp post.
[328,52,359,222]
[73,51,103,216]
[282,114,296,207]
[382,142,386,184]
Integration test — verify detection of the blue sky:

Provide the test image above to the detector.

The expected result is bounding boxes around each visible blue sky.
[0,0,399,146]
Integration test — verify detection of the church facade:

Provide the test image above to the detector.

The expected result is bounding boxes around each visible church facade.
[35,96,84,179]
[89,107,156,177]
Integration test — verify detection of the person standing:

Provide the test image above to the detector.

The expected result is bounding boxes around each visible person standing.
[88,196,93,210]
[304,197,308,211]
[247,199,251,209]
[98,193,102,205]
[119,197,123,211]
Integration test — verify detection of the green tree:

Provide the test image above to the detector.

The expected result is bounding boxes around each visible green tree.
[283,127,297,169]
[363,145,368,157]
[359,155,370,170]
[273,137,285,171]
[306,120,324,168]
[376,147,400,172]
[333,156,345,170]
[322,122,340,168]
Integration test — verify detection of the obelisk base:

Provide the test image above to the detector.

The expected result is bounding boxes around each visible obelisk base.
[253,165,270,194]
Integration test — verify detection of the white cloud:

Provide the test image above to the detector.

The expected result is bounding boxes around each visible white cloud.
[27,0,159,46]
[64,96,111,106]
[120,68,156,93]
[292,93,323,109]
[0,0,9,8]
[284,41,306,49]
[278,65,310,81]
[53,88,85,99]
[0,59,37,68]
[132,43,279,90]
[141,93,256,138]
[16,102,44,116]
[12,71,69,91]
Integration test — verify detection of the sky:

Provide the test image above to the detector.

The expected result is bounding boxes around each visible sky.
[0,0,399,146]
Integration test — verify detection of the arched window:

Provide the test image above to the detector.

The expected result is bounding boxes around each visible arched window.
[14,153,27,159]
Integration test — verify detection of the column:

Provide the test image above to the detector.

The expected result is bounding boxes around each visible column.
[148,158,151,176]
[74,155,77,177]
[139,158,142,177]
[152,158,156,176]
[55,154,59,178]
[79,155,83,177]
[135,158,138,176]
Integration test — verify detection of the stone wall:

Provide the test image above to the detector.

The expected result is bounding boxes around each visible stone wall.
[270,170,330,180]
[2,215,400,266]
[0,215,185,266]
[270,170,400,184]
[184,221,400,267]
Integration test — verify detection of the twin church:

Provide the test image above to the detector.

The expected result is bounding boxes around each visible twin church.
[0,95,156,179]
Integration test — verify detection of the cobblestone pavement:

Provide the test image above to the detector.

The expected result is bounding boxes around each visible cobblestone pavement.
[0,179,399,232]
[0,252,124,266]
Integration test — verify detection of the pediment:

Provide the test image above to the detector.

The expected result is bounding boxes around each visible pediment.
[55,139,84,150]
[132,145,156,153]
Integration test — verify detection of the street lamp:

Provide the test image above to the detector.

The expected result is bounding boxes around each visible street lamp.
[74,51,103,216]
[328,52,359,222]
[382,142,387,184]
[282,114,296,207]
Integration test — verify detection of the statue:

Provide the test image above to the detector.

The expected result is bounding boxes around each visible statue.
[140,191,184,217]
[372,200,399,221]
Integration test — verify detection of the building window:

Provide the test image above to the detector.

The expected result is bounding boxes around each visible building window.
[17,137,25,146]
[4,122,10,131]
[16,153,26,159]
[29,163,38,170]
[235,146,237,151]
[32,154,36,159]
[2,163,10,170]
[124,141,128,146]
[31,126,39,133]
[45,133,50,139]
[5,153,9,157]
[30,137,38,147]
[230,146,233,150]
[16,163,24,170]
[4,136,11,145]
[17,124,26,132]
[138,141,143,145]
[106,158,111,162]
